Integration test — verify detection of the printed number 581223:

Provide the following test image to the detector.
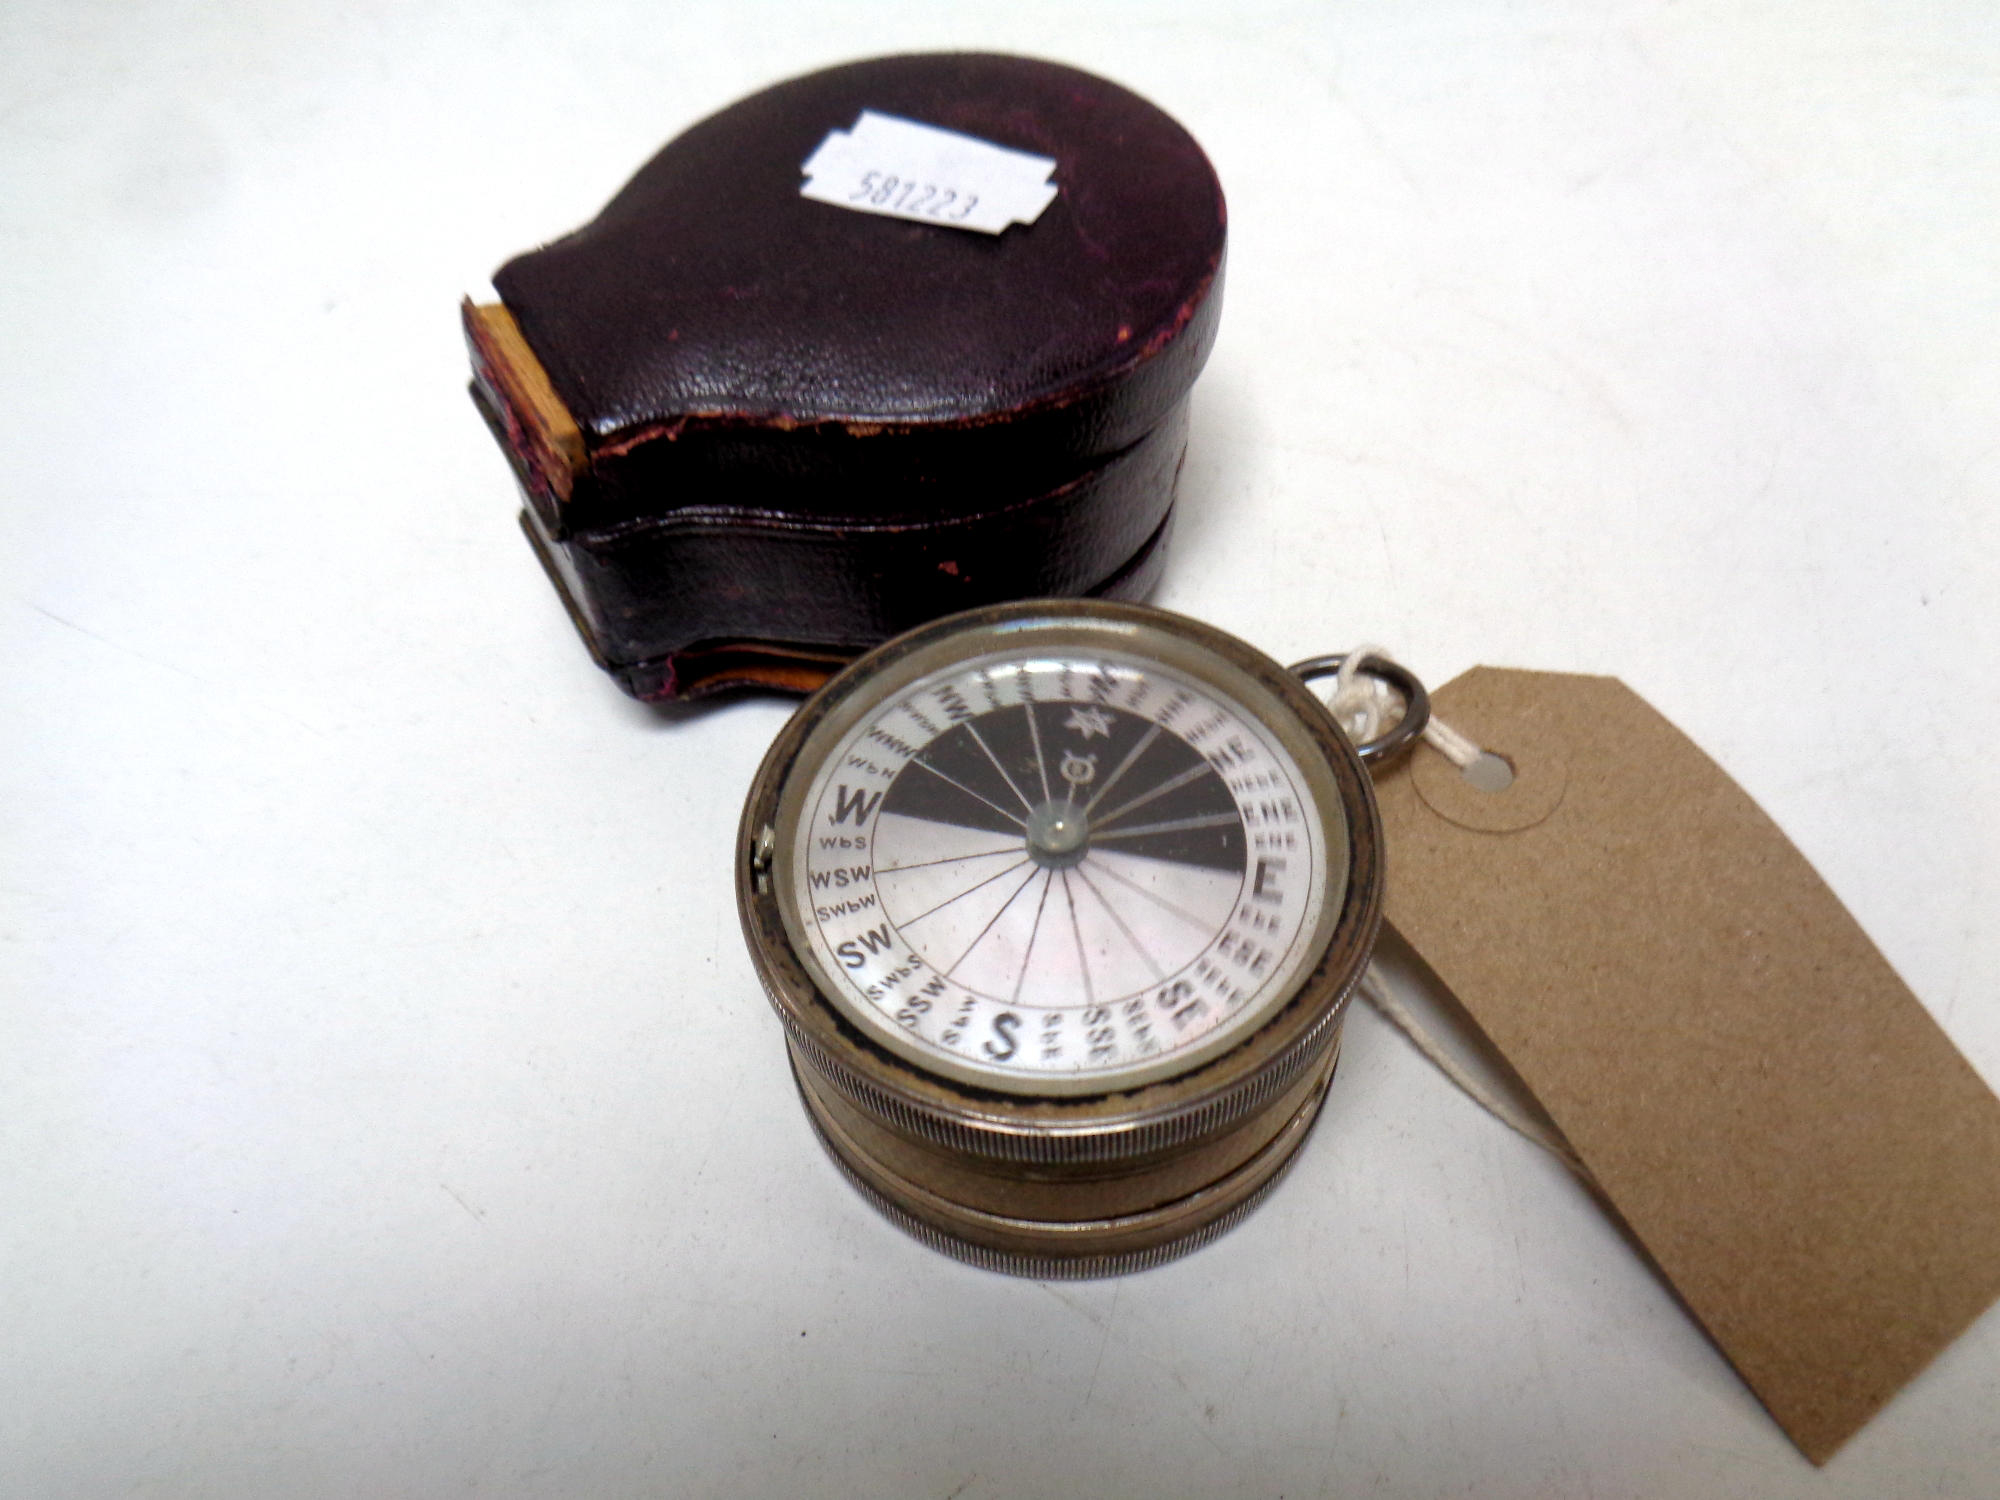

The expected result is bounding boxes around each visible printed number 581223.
[848,171,979,221]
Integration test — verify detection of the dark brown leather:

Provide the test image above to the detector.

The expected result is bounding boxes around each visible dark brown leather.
[578,508,1174,702]
[471,53,1224,697]
[504,402,1187,700]
[492,52,1225,529]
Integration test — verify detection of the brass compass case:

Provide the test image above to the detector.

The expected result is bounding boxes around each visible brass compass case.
[737,600,1384,1276]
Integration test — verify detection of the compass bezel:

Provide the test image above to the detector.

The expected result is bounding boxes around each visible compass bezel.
[738,599,1383,1160]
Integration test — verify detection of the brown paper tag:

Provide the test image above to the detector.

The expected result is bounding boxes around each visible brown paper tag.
[1374,667,2000,1464]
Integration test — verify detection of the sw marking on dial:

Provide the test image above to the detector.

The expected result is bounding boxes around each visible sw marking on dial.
[794,650,1331,1095]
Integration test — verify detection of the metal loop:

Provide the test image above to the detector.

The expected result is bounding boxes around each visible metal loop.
[1288,653,1432,766]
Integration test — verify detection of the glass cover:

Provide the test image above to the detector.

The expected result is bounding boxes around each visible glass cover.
[784,640,1345,1095]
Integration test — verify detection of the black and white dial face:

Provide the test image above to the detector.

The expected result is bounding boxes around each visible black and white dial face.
[781,640,1346,1096]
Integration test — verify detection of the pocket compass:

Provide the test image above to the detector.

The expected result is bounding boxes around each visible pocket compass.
[737,600,1414,1276]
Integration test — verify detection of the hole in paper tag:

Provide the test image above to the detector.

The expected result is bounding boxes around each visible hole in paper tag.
[1413,721,1567,834]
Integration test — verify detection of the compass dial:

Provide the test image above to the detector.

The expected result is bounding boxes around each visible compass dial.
[777,634,1346,1096]
[741,601,1383,1275]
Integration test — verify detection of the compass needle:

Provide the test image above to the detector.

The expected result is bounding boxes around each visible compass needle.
[875,844,1023,875]
[962,720,1037,814]
[1092,810,1243,842]
[1060,869,1095,1010]
[943,863,1044,979]
[1085,856,1228,933]
[897,857,1034,928]
[909,757,1029,828]
[1073,863,1167,983]
[741,601,1378,1274]
[1091,760,1218,830]
[1011,870,1056,1005]
[1084,722,1161,814]
[1023,699,1055,803]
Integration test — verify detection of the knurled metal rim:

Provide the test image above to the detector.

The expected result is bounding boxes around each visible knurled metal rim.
[797,1042,1341,1279]
[770,972,1354,1164]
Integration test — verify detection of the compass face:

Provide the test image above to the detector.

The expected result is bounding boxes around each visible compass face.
[777,631,1348,1096]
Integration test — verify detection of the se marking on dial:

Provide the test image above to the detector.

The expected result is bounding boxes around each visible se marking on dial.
[793,650,1332,1093]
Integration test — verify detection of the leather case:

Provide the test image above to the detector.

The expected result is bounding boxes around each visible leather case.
[465,52,1225,698]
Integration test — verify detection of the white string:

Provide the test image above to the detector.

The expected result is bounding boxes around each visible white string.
[1318,646,1589,1181]
[1324,645,1486,769]
[1357,966,1594,1182]
[1420,713,1484,770]
[1326,642,1396,745]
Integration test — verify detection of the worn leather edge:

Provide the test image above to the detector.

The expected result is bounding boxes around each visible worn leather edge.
[529,500,1178,702]
[470,261,1219,543]
[462,300,581,508]
[563,255,1221,533]
[512,397,1187,692]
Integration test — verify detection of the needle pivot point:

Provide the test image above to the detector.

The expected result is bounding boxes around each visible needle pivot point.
[1025,800,1090,868]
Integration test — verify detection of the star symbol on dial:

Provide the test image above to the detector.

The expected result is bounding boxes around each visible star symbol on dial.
[1064,706,1114,741]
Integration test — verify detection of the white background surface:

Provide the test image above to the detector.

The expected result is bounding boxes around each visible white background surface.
[5,2,1997,1495]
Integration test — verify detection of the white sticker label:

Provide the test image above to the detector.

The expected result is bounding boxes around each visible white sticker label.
[800,111,1057,235]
